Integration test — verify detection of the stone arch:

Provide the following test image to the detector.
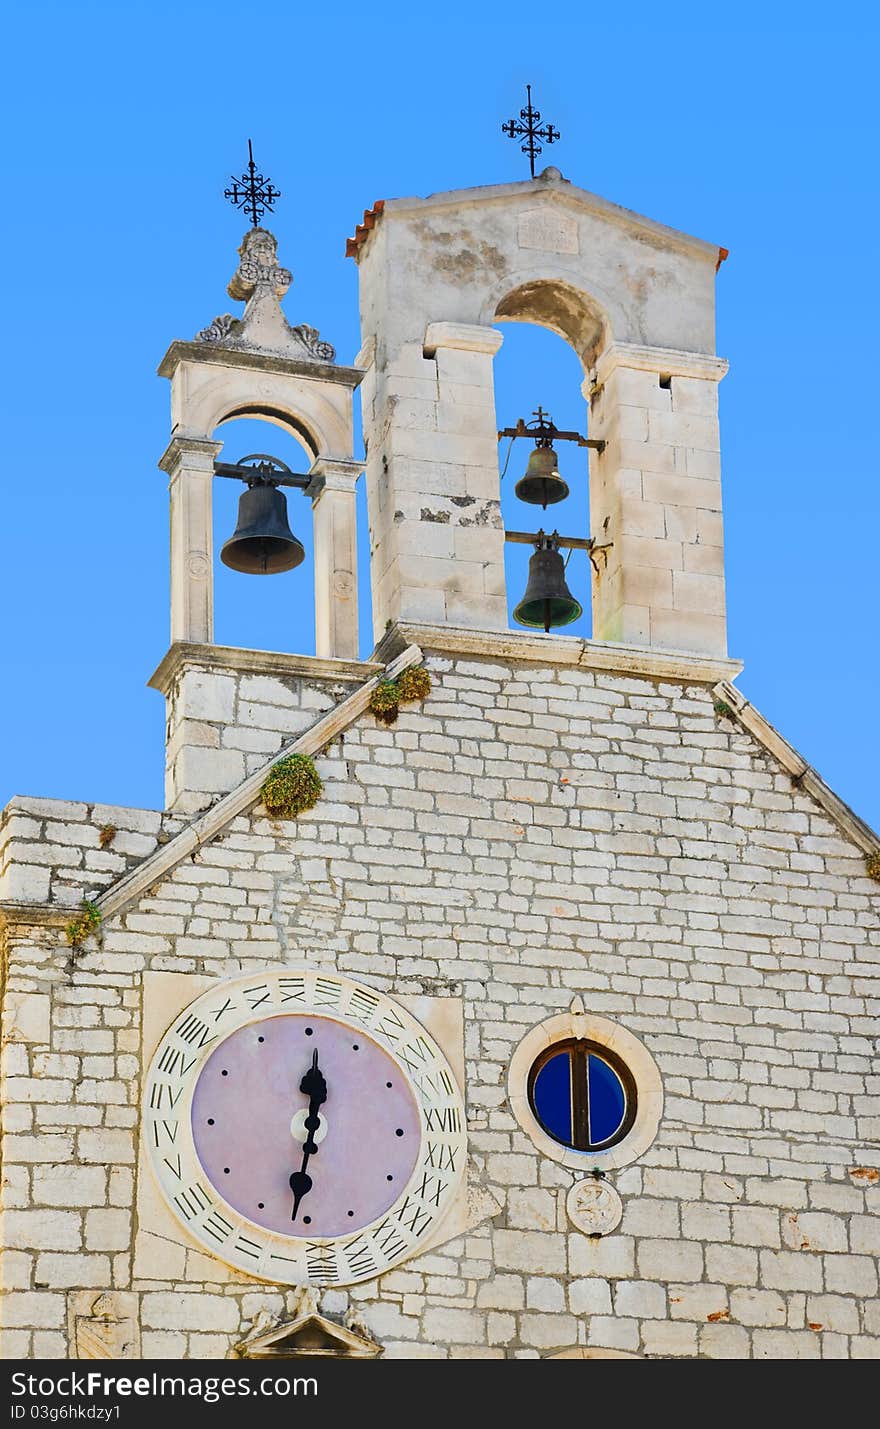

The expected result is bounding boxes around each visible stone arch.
[214,404,320,460]
[170,363,355,463]
[484,273,617,371]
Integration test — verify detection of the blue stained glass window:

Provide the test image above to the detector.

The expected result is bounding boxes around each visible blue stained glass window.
[528,1040,634,1152]
[531,1049,573,1144]
[587,1053,627,1143]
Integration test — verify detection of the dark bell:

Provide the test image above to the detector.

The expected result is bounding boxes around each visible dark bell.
[513,542,582,632]
[220,482,305,575]
[514,445,570,509]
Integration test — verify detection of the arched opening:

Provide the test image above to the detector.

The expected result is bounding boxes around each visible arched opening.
[494,278,609,370]
[211,416,317,655]
[492,321,594,640]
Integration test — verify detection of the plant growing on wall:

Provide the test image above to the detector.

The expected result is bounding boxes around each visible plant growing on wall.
[261,753,323,819]
[65,898,102,949]
[368,666,432,726]
[866,851,880,883]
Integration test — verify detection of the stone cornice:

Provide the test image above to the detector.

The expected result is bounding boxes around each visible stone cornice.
[148,643,382,697]
[591,343,729,388]
[375,622,743,686]
[380,178,723,265]
[423,322,505,357]
[0,903,70,930]
[158,435,223,476]
[158,340,364,389]
[713,681,880,856]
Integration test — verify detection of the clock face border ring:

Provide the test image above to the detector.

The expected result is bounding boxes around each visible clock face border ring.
[142,969,467,1287]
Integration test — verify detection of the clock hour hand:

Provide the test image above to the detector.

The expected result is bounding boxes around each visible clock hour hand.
[290,1049,328,1223]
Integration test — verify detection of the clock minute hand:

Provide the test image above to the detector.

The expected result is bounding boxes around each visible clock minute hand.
[290,1050,328,1222]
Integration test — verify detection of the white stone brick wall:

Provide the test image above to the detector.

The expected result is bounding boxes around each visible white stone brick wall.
[1,651,878,1359]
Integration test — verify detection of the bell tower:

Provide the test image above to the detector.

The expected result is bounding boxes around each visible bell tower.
[349,169,729,657]
[153,223,368,814]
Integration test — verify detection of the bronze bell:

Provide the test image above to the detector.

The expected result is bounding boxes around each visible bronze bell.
[514,444,570,509]
[220,480,305,575]
[512,533,583,632]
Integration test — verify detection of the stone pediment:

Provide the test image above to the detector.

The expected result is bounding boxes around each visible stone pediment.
[234,1311,382,1360]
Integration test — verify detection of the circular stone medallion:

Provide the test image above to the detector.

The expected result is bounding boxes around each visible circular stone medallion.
[566,1177,623,1237]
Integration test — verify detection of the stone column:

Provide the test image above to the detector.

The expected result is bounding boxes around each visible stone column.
[365,321,506,639]
[309,458,362,660]
[159,436,222,645]
[586,344,729,656]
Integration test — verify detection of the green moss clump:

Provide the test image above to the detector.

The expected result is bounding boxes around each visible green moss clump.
[261,753,323,818]
[713,700,733,718]
[369,666,432,725]
[866,850,880,884]
[396,665,432,704]
[65,899,102,949]
[369,680,401,726]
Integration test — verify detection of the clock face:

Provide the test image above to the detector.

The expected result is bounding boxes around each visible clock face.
[191,1015,422,1238]
[143,970,466,1285]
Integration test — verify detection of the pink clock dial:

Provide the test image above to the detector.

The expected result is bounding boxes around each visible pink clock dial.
[191,1014,422,1238]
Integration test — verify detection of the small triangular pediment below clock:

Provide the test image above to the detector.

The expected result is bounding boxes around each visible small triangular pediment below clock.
[234,1312,383,1359]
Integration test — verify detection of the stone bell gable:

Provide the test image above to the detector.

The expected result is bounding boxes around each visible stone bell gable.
[1,635,878,1359]
[1,152,878,1360]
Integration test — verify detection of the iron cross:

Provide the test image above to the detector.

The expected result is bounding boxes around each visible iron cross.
[502,85,560,178]
[224,140,281,227]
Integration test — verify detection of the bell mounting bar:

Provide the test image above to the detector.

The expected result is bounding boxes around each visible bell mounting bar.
[213,455,312,491]
[505,529,595,551]
[497,414,605,454]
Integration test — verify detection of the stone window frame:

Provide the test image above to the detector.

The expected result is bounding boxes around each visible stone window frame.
[508,1009,663,1172]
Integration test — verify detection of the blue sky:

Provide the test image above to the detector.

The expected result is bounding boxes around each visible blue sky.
[1,1,878,833]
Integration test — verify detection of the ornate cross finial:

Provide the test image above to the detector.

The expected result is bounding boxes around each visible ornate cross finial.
[502,85,560,178]
[224,139,281,227]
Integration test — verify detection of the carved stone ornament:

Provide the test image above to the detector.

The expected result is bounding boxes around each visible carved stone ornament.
[193,228,336,363]
[67,1291,140,1359]
[234,1306,383,1360]
[195,313,240,344]
[566,1177,624,1237]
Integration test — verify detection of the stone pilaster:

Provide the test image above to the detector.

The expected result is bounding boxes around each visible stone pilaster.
[586,344,729,656]
[364,322,506,640]
[160,436,222,646]
[310,458,362,661]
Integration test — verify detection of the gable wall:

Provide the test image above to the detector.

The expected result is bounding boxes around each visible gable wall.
[1,651,878,1359]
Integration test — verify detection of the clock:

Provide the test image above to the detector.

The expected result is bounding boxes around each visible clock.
[143,969,466,1286]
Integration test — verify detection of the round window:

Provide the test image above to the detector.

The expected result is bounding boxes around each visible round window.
[527,1039,636,1152]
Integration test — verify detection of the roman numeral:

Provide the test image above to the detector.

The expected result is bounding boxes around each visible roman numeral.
[175,1013,217,1048]
[278,976,306,1002]
[162,1153,182,1181]
[344,1239,378,1279]
[378,1006,406,1045]
[207,997,235,1023]
[412,1172,445,1207]
[157,1046,197,1078]
[173,1182,211,1222]
[395,1197,433,1237]
[243,983,272,1010]
[233,1233,261,1261]
[314,977,341,1007]
[425,1141,457,1172]
[151,1119,179,1148]
[348,987,380,1022]
[149,1081,183,1111]
[371,1217,408,1260]
[203,1210,234,1244]
[306,1245,339,1283]
[425,1106,460,1133]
